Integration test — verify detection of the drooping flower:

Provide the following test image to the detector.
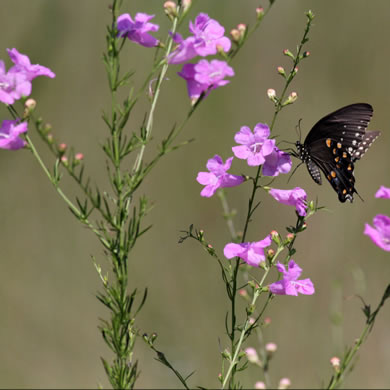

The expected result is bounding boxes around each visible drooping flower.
[268,260,315,296]
[364,214,390,251]
[375,185,390,199]
[269,187,307,217]
[262,147,292,176]
[7,48,55,80]
[197,155,244,197]
[0,119,28,150]
[117,13,159,47]
[168,13,231,64]
[232,123,275,166]
[178,59,234,100]
[224,235,272,267]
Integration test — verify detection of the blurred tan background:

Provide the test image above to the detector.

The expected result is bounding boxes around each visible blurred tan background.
[1,0,390,388]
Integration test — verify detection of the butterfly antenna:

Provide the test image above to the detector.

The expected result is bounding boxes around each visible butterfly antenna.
[295,118,303,143]
[287,161,304,184]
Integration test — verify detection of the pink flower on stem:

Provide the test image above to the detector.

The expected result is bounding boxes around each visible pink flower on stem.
[168,13,231,64]
[269,187,307,217]
[269,260,314,296]
[0,119,28,150]
[262,147,292,177]
[224,235,272,267]
[364,214,390,251]
[7,48,55,80]
[178,59,234,100]
[232,123,275,166]
[375,185,390,199]
[117,13,159,47]
[196,155,244,197]
[0,49,55,105]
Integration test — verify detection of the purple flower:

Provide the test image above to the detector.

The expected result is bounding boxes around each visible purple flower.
[269,260,315,296]
[7,48,55,80]
[364,214,390,251]
[263,147,292,176]
[224,235,272,267]
[117,13,159,47]
[269,187,307,217]
[168,13,231,64]
[232,123,275,166]
[178,59,234,100]
[0,61,31,104]
[0,119,28,150]
[375,185,390,199]
[197,155,244,197]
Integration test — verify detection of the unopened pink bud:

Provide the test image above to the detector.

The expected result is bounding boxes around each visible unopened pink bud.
[267,249,275,258]
[245,347,259,364]
[255,381,266,389]
[164,1,177,18]
[264,317,271,325]
[265,342,277,353]
[278,378,291,389]
[24,98,36,111]
[182,0,192,11]
[303,51,310,57]
[239,289,247,297]
[237,23,246,33]
[230,28,241,42]
[75,153,84,161]
[61,156,68,165]
[330,356,340,370]
[256,7,265,19]
[58,143,67,152]
[267,89,276,99]
[277,66,285,75]
[207,244,213,249]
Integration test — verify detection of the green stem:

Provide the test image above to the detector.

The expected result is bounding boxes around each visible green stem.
[25,135,111,249]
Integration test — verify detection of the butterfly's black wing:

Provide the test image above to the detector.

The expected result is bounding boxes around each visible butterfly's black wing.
[298,103,381,202]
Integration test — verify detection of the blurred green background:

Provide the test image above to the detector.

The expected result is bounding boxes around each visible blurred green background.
[1,0,390,388]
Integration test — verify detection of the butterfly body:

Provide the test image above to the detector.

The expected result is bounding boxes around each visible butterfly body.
[295,103,380,202]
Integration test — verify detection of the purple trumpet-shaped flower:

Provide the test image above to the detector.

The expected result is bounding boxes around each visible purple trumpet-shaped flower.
[269,187,307,217]
[168,13,231,64]
[268,260,315,296]
[224,235,272,267]
[232,123,275,166]
[197,155,244,197]
[364,214,390,251]
[0,119,28,150]
[262,147,292,177]
[178,59,234,100]
[375,185,390,199]
[0,49,55,105]
[117,13,159,47]
[7,48,55,80]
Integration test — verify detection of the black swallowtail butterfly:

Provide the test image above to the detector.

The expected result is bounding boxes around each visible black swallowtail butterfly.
[294,103,380,202]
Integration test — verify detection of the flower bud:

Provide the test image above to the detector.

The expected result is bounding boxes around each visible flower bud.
[265,342,277,358]
[278,378,291,389]
[285,233,295,243]
[248,317,255,325]
[75,153,84,161]
[182,0,192,12]
[61,155,68,165]
[283,49,294,59]
[255,382,266,389]
[239,289,248,297]
[218,373,223,383]
[23,98,36,117]
[283,92,298,106]
[267,248,275,260]
[222,348,232,360]
[267,88,276,99]
[164,1,177,19]
[270,230,281,245]
[298,222,307,232]
[47,133,54,144]
[43,123,52,133]
[277,66,286,77]
[264,317,271,326]
[256,7,265,20]
[230,28,241,43]
[303,51,310,58]
[330,356,341,372]
[58,143,67,153]
[237,23,247,34]
[245,347,259,364]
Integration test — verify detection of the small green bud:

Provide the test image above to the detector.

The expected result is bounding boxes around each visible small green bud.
[277,66,286,77]
[283,49,294,59]
[256,7,265,20]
